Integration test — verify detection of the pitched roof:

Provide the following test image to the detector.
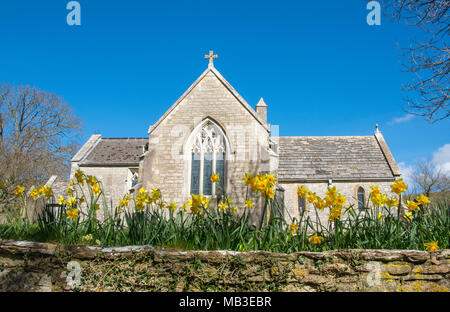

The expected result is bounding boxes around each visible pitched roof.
[79,138,147,166]
[276,135,398,181]
[148,65,270,134]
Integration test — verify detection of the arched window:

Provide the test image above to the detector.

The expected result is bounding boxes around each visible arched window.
[357,187,365,211]
[190,120,227,196]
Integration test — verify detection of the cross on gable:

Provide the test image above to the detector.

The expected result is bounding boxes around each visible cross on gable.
[205,51,218,67]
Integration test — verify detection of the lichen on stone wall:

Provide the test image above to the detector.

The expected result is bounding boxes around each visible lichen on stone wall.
[0,240,448,292]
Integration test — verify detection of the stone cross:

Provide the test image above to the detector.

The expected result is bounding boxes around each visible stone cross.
[205,51,218,67]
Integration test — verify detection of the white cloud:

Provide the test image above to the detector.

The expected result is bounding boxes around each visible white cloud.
[398,162,415,188]
[389,114,415,125]
[432,144,450,174]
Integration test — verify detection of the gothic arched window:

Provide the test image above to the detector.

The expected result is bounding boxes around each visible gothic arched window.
[190,121,227,196]
[357,187,365,211]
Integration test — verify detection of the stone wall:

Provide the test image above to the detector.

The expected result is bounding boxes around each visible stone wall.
[0,240,448,292]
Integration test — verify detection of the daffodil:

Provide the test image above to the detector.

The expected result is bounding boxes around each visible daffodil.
[244,200,254,209]
[370,185,381,196]
[416,194,430,206]
[297,185,309,198]
[58,195,66,205]
[67,208,79,220]
[210,174,220,183]
[386,197,399,208]
[289,223,299,236]
[231,206,238,214]
[92,183,101,195]
[14,186,25,197]
[86,175,98,186]
[218,202,227,211]
[168,202,177,211]
[424,241,439,251]
[404,212,413,221]
[67,197,77,208]
[407,200,419,211]
[309,235,324,245]
[377,212,383,221]
[30,187,39,200]
[391,179,407,195]
[39,186,53,200]
[67,187,74,197]
[74,169,85,185]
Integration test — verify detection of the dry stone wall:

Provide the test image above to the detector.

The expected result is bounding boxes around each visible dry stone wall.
[0,240,448,292]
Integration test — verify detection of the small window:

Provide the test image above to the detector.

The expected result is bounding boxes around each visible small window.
[357,187,365,211]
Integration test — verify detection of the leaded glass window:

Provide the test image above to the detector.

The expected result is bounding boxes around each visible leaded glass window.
[357,187,365,211]
[190,121,227,196]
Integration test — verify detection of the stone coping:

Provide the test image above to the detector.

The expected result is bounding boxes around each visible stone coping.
[1,239,448,263]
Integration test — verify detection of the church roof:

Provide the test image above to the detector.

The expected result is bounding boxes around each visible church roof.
[78,137,147,167]
[276,135,399,181]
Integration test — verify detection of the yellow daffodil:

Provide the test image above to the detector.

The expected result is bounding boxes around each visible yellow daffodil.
[67,187,74,197]
[309,235,324,245]
[424,241,439,251]
[92,183,101,195]
[297,185,309,198]
[14,186,25,197]
[86,175,97,186]
[243,174,254,186]
[377,212,383,221]
[391,179,407,195]
[74,169,85,185]
[328,206,342,222]
[66,208,79,220]
[386,197,399,208]
[416,194,430,206]
[407,200,419,211]
[38,186,53,200]
[289,223,299,236]
[168,202,177,211]
[30,187,39,200]
[226,197,233,206]
[182,202,189,213]
[404,212,413,221]
[210,174,220,183]
[218,202,227,211]
[231,206,238,214]
[67,197,77,208]
[370,185,381,196]
[58,195,66,205]
[119,194,130,207]
[244,200,254,209]
[306,192,317,203]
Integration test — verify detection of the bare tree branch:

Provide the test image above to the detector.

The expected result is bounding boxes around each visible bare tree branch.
[383,0,449,123]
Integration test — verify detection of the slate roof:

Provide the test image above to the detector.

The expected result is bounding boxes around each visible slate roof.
[80,138,147,166]
[276,136,396,181]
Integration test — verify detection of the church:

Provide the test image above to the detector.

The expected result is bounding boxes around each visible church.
[64,51,401,224]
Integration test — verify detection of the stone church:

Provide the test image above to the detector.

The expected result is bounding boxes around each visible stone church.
[64,52,401,223]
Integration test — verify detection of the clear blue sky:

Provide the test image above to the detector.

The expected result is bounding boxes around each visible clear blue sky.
[0,0,449,180]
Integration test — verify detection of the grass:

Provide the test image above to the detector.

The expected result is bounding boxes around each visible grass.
[0,172,449,253]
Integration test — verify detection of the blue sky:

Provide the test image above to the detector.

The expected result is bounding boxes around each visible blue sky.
[0,0,449,182]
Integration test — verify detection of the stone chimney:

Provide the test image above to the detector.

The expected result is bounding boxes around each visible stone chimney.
[256,98,268,124]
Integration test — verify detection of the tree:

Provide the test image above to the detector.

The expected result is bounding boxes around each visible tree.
[0,84,82,191]
[383,0,449,123]
[411,160,449,197]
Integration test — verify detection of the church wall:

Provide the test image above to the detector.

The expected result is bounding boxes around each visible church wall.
[279,181,397,225]
[142,71,270,216]
[71,166,134,212]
